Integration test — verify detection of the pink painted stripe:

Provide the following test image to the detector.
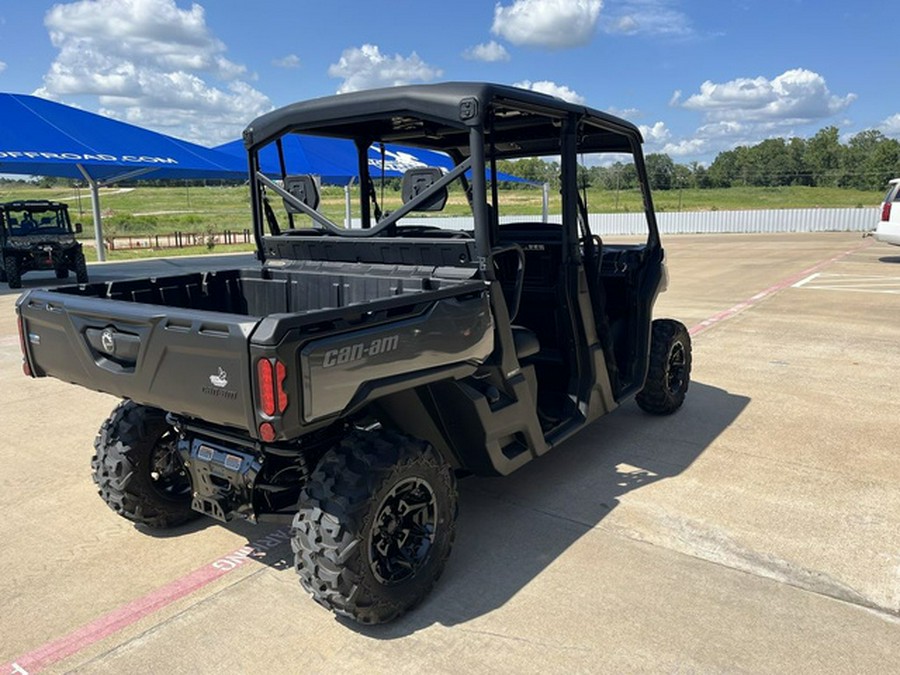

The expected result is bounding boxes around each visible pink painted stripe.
[2,530,290,674]
[688,240,870,337]
[0,239,870,674]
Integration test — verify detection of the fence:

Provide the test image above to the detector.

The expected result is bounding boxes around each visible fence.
[389,207,879,236]
[108,228,252,251]
[105,208,879,249]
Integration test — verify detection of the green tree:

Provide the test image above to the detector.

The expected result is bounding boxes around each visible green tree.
[690,161,712,189]
[842,129,899,190]
[805,126,844,186]
[645,153,675,190]
[788,137,811,186]
[866,139,900,189]
[707,148,740,187]
[673,163,693,189]
[496,157,559,187]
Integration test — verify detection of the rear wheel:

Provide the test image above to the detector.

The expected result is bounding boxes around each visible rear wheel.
[92,400,198,528]
[55,266,69,279]
[292,429,457,624]
[636,319,692,415]
[4,256,21,289]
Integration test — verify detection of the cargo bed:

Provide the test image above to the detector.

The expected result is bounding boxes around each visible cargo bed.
[17,261,491,434]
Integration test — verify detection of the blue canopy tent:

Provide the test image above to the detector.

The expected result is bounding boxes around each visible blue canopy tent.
[0,93,248,260]
[215,135,541,227]
[215,135,466,183]
[215,134,532,183]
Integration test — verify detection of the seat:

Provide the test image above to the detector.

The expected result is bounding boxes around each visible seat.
[512,325,540,360]
[492,243,540,362]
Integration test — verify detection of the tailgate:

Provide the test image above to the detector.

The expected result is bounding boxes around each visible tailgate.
[17,291,260,431]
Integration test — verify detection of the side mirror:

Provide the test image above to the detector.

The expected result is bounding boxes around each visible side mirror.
[74,223,83,234]
[401,167,447,212]
[283,175,320,213]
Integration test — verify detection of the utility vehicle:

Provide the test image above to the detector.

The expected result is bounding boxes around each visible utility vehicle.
[16,83,691,623]
[2,199,88,288]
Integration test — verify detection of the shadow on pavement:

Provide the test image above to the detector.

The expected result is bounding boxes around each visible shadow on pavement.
[366,380,748,635]
[878,255,900,264]
[228,380,747,634]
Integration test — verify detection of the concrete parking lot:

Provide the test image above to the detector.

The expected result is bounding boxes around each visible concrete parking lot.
[1,234,898,673]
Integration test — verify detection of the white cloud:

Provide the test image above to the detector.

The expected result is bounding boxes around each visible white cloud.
[462,41,510,62]
[98,80,271,142]
[513,79,585,104]
[681,68,856,123]
[639,121,671,144]
[662,138,708,157]
[38,0,271,144]
[877,113,900,139]
[492,0,602,49]
[328,44,442,94]
[660,68,858,161]
[0,61,6,74]
[606,105,641,119]
[602,0,693,37]
[272,54,301,69]
[612,16,639,33]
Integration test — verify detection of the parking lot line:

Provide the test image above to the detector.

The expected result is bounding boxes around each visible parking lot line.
[1,530,290,674]
[791,272,900,294]
[689,240,869,336]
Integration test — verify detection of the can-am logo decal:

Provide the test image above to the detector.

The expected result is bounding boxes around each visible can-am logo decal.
[100,328,116,354]
[322,334,400,368]
[202,367,237,400]
[209,367,228,387]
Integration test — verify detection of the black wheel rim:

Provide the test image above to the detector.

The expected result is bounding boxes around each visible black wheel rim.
[149,429,192,499]
[369,477,437,585]
[666,341,687,395]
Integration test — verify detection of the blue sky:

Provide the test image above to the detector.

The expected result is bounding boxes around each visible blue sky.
[0,0,888,164]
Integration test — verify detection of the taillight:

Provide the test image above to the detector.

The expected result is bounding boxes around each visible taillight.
[882,202,892,222]
[275,361,288,413]
[17,315,32,377]
[257,358,276,415]
[259,422,276,442]
[256,356,288,417]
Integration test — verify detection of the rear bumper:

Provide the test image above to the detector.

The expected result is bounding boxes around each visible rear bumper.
[874,221,900,246]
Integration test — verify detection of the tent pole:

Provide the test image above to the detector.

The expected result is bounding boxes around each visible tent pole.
[542,182,549,223]
[344,176,355,229]
[77,164,106,262]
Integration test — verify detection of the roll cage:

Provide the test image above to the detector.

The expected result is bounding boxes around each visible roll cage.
[242,82,661,270]
[1,200,77,239]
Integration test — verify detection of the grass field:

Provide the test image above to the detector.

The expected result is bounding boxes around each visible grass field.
[1,181,883,261]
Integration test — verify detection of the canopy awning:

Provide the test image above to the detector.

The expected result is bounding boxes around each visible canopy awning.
[0,92,249,260]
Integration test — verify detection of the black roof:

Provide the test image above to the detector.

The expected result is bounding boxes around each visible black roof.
[1,200,68,210]
[243,82,643,158]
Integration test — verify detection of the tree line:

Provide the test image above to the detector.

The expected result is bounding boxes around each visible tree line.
[497,127,900,192]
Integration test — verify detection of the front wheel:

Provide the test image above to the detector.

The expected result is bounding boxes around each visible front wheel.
[75,253,89,284]
[4,256,21,289]
[292,429,457,624]
[636,319,692,415]
[92,400,198,528]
